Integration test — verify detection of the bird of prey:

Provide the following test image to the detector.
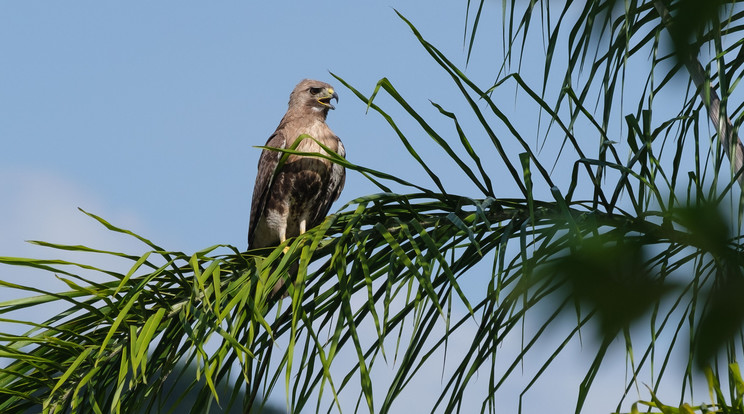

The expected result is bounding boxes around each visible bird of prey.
[248,79,345,295]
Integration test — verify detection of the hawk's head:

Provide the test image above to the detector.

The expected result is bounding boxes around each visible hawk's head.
[289,79,339,113]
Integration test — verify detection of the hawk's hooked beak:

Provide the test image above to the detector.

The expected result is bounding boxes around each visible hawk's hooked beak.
[318,88,339,110]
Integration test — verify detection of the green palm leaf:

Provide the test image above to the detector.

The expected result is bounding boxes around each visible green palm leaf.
[3,2,744,413]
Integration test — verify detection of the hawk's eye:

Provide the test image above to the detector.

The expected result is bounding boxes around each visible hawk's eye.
[309,87,322,95]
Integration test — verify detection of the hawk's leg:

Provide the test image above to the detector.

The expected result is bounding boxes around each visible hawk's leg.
[283,219,307,253]
[281,235,289,254]
[278,223,289,253]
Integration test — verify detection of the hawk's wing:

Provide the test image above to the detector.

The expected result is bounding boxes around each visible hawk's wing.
[310,139,346,226]
[248,131,286,248]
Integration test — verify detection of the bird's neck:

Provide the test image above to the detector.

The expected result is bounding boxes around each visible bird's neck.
[282,107,328,124]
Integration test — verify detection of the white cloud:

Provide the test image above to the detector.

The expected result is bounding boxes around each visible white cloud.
[0,167,147,257]
[0,166,152,332]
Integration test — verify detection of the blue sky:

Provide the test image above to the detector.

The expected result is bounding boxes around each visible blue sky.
[1,2,520,251]
[0,2,709,413]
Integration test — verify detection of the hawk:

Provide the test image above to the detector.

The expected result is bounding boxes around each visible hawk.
[248,79,346,294]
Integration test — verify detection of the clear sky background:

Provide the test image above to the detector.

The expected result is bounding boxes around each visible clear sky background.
[0,2,708,413]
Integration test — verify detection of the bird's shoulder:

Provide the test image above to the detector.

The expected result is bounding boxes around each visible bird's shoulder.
[263,130,287,150]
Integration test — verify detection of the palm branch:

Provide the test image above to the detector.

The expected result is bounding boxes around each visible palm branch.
[2,1,744,413]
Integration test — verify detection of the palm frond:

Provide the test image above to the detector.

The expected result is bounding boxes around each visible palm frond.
[2,2,744,413]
